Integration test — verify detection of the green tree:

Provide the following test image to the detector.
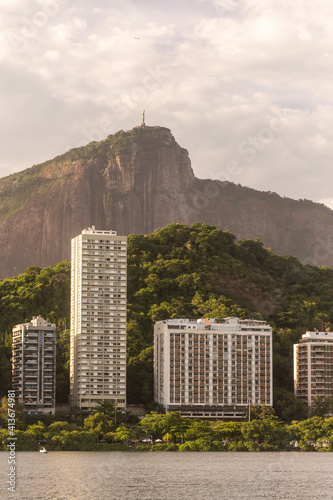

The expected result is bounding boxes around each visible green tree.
[0,397,25,429]
[137,412,165,440]
[45,421,75,441]
[127,347,154,405]
[83,412,115,437]
[179,438,213,451]
[115,423,136,443]
[161,412,190,443]
[49,430,97,451]
[241,418,286,450]
[249,404,276,421]
[294,416,325,450]
[26,422,46,441]
[311,397,333,418]
[0,337,12,398]
[210,421,242,442]
[13,430,39,451]
[92,401,125,428]
[274,388,308,423]
[184,419,212,441]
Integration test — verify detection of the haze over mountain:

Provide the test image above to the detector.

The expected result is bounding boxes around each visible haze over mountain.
[0,125,332,279]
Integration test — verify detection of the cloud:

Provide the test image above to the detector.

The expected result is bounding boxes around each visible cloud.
[0,0,333,209]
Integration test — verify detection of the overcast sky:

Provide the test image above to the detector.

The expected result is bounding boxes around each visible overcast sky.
[1,0,333,208]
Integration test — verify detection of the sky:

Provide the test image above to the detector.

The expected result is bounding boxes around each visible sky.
[1,0,333,208]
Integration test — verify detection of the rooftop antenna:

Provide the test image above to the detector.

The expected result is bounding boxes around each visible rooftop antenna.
[141,110,145,127]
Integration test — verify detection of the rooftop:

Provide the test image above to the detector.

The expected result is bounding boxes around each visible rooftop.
[301,331,333,341]
[13,315,56,330]
[82,226,117,235]
[156,317,271,331]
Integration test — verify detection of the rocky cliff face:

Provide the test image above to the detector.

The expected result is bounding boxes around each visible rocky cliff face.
[0,125,332,278]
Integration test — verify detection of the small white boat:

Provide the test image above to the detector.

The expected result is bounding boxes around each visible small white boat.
[39,447,48,453]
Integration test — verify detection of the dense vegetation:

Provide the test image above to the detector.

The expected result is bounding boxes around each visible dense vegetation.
[1,223,333,420]
[0,165,54,219]
[48,125,165,164]
[0,261,70,403]
[1,401,333,452]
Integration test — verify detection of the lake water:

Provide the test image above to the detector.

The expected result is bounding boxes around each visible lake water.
[1,451,333,500]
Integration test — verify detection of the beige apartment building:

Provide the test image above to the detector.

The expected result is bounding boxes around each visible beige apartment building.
[70,226,127,410]
[294,331,333,411]
[12,316,56,414]
[154,317,273,418]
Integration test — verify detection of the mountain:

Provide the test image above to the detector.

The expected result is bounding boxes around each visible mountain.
[0,125,333,278]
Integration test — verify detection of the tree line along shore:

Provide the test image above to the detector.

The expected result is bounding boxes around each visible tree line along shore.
[1,401,333,452]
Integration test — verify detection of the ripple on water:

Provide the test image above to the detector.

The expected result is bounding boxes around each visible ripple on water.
[1,451,333,500]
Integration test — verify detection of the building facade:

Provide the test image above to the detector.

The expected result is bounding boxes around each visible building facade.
[70,226,127,410]
[294,331,333,411]
[12,316,56,414]
[154,317,272,418]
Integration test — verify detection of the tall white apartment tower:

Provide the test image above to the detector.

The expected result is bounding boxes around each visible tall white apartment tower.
[70,226,127,410]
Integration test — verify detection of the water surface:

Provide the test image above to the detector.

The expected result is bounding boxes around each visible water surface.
[1,451,332,500]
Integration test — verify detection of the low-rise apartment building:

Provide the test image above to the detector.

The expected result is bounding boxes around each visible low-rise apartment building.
[294,330,333,412]
[12,316,56,414]
[154,317,272,418]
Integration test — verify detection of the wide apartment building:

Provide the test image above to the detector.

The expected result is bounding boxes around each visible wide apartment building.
[12,316,56,414]
[294,331,333,411]
[154,317,272,418]
[70,226,127,410]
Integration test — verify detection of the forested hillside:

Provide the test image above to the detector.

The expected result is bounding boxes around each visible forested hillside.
[0,262,70,403]
[1,223,333,420]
